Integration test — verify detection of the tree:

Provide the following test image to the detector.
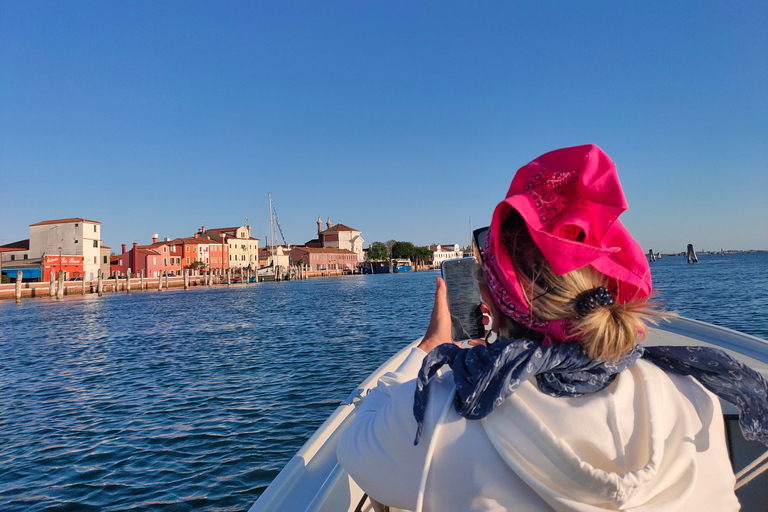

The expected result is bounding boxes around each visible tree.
[391,241,416,260]
[367,241,387,261]
[189,260,208,270]
[386,239,396,258]
[414,246,434,267]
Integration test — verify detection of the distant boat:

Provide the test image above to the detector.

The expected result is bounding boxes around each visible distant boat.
[393,259,412,273]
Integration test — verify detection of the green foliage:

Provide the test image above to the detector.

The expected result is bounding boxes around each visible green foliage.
[414,246,434,264]
[391,241,416,260]
[189,260,208,270]
[367,241,388,261]
[294,258,307,267]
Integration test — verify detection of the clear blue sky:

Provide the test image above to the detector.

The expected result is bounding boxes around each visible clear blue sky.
[1,1,766,254]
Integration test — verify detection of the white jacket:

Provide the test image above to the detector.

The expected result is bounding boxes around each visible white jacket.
[337,347,739,511]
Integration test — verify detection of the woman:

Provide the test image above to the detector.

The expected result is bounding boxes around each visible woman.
[338,145,763,511]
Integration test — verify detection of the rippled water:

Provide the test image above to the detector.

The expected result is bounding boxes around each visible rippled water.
[1,254,766,511]
[1,273,435,511]
[649,252,768,340]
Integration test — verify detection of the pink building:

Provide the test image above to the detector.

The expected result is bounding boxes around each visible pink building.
[290,246,358,271]
[111,239,182,277]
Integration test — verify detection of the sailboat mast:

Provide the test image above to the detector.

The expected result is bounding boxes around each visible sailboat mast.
[268,192,277,267]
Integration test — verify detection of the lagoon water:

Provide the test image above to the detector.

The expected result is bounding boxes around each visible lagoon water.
[1,252,766,511]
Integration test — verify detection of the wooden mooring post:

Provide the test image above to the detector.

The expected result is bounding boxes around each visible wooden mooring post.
[686,244,698,263]
[158,272,163,291]
[57,271,64,299]
[127,269,132,294]
[140,270,145,291]
[165,271,169,290]
[97,269,103,296]
[81,276,86,295]
[49,269,56,297]
[15,270,22,303]
[184,269,189,290]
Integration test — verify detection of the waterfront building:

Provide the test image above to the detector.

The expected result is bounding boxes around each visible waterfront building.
[290,246,358,272]
[258,245,291,269]
[0,218,102,281]
[200,226,258,269]
[112,237,183,277]
[304,217,364,263]
[100,245,111,277]
[169,235,225,271]
[429,243,463,268]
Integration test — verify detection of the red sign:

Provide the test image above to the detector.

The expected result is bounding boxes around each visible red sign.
[43,255,84,281]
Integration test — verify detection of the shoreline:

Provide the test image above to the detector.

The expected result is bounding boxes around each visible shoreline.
[0,267,434,302]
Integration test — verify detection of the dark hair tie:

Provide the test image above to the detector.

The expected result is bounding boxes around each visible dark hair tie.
[575,286,616,317]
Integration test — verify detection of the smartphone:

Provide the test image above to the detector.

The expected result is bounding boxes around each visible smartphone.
[441,257,484,342]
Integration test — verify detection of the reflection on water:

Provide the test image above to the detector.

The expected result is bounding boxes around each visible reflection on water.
[1,253,766,511]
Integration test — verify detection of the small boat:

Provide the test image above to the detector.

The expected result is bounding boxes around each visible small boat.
[393,259,412,273]
[248,317,768,512]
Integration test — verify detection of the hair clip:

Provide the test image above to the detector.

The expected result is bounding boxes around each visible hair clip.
[575,286,615,317]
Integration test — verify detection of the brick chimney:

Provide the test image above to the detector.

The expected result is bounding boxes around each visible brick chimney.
[152,233,158,244]
[122,243,126,254]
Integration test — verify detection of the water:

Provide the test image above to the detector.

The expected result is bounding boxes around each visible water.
[1,254,766,511]
[649,252,768,340]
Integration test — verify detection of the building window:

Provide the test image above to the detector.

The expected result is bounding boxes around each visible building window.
[163,258,167,265]
[10,255,15,261]
[23,254,28,259]
[186,257,190,264]
[103,256,108,264]
[93,240,98,248]
[75,240,78,244]
[186,247,189,252]
[94,256,97,264]
[164,247,167,253]
[94,225,97,232]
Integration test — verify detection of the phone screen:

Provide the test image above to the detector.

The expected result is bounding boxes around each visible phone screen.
[441,258,483,342]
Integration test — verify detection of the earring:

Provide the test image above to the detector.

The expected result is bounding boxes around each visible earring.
[481,308,498,345]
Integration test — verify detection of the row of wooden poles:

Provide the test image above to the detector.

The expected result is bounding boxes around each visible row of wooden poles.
[11,265,312,303]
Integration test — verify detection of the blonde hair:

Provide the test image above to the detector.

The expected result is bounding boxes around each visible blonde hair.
[501,215,672,362]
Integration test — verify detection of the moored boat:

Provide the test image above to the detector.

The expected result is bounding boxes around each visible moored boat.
[248,317,768,512]
[393,259,412,273]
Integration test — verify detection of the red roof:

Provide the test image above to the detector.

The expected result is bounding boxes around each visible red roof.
[170,236,219,244]
[205,227,241,234]
[322,223,359,233]
[30,218,101,226]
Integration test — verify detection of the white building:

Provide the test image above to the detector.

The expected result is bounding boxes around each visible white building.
[28,218,103,281]
[318,219,364,262]
[259,245,291,268]
[429,243,463,268]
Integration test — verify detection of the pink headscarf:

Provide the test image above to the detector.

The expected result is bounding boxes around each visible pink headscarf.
[483,144,652,344]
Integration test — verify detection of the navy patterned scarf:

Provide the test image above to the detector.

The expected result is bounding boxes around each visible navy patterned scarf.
[413,338,768,446]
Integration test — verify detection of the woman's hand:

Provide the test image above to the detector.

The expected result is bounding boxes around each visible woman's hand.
[417,278,457,353]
